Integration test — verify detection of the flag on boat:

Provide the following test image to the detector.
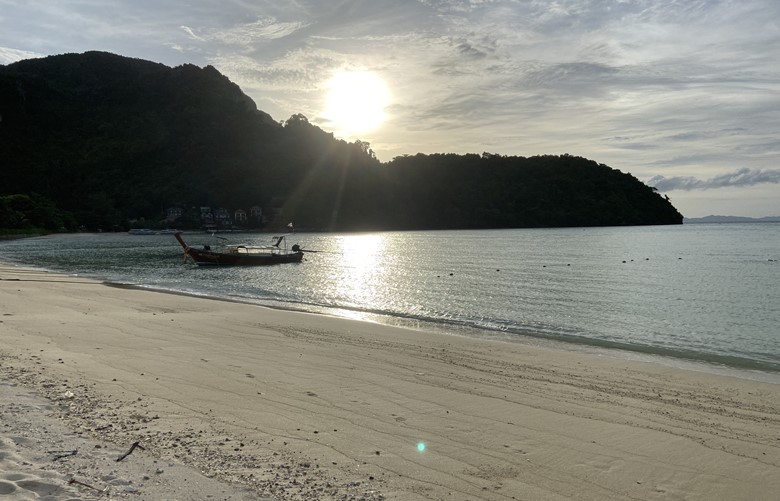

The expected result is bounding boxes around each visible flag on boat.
[287,222,294,229]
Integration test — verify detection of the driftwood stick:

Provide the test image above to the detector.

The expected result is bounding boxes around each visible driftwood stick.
[116,441,145,462]
[68,478,103,492]
[48,449,78,461]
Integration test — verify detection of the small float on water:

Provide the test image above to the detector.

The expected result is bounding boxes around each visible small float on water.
[174,232,304,266]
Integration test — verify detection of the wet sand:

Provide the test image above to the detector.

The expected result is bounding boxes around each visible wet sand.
[1,264,779,500]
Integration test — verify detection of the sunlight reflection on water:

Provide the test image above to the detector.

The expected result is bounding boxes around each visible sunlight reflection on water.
[2,224,779,374]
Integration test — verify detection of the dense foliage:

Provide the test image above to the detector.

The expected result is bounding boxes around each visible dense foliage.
[0,51,682,232]
[0,193,73,233]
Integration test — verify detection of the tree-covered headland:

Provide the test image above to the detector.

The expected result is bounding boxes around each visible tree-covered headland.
[0,51,682,232]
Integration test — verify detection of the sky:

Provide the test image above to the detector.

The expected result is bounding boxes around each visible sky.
[1,0,778,218]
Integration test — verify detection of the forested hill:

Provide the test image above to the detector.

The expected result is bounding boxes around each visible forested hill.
[0,51,682,232]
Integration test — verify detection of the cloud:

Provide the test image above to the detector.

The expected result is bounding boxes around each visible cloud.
[211,17,309,45]
[180,26,205,42]
[215,46,345,90]
[454,38,492,59]
[648,168,780,191]
[0,47,42,65]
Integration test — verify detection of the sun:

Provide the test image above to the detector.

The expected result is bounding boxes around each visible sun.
[323,71,389,137]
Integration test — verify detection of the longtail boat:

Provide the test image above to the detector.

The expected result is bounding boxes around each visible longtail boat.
[174,232,304,266]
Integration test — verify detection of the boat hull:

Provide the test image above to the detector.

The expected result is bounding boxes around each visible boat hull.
[185,248,304,266]
[174,232,303,266]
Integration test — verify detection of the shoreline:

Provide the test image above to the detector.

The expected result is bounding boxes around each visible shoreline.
[107,281,780,383]
[3,230,780,378]
[1,264,780,499]
[11,259,779,381]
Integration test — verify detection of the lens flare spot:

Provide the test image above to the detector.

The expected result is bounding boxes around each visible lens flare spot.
[417,442,426,452]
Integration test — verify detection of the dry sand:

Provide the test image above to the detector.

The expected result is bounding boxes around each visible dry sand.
[0,264,778,500]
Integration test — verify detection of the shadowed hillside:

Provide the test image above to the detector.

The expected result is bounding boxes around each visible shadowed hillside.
[0,51,682,231]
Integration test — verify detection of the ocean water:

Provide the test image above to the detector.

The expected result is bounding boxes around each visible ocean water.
[1,224,778,378]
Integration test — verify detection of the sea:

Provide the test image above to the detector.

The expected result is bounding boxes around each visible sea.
[1,224,778,383]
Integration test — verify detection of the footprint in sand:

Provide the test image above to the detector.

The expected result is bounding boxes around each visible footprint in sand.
[16,479,65,496]
[0,480,17,495]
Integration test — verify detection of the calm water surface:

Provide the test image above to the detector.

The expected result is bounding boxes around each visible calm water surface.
[2,224,778,379]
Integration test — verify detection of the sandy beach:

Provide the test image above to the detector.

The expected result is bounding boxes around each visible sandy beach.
[1,264,778,500]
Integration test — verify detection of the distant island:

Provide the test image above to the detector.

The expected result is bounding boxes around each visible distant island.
[684,215,780,224]
[1,51,683,233]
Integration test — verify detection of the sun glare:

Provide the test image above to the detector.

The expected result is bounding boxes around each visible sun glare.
[324,71,389,137]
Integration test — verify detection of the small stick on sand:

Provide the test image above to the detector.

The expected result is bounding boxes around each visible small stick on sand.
[68,478,104,492]
[48,449,78,461]
[116,441,145,462]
